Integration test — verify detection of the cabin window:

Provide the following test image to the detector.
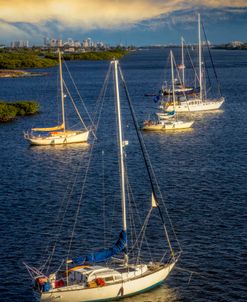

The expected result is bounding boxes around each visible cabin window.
[105,276,114,282]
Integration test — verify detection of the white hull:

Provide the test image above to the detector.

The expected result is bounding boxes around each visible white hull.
[143,120,194,131]
[156,112,175,120]
[165,97,224,112]
[25,131,89,146]
[40,262,175,302]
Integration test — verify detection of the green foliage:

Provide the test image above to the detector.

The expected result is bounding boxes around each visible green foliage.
[0,101,39,122]
[0,103,18,122]
[14,101,39,115]
[0,49,128,69]
[62,50,128,61]
[0,51,58,69]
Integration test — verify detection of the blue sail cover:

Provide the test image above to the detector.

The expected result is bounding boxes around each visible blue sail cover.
[167,110,175,116]
[72,230,127,265]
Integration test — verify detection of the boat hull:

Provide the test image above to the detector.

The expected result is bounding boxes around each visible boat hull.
[25,131,89,146]
[143,120,194,131]
[165,97,224,112]
[40,262,175,302]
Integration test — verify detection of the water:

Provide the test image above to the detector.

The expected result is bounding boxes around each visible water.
[0,49,247,302]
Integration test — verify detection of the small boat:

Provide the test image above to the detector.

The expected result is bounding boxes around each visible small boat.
[143,51,194,131]
[165,14,224,112]
[156,110,176,120]
[143,119,194,131]
[24,50,89,145]
[24,59,180,301]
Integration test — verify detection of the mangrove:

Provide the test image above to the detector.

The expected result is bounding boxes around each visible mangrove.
[0,101,39,122]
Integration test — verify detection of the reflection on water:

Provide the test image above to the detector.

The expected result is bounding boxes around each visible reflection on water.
[122,285,178,302]
[29,142,90,153]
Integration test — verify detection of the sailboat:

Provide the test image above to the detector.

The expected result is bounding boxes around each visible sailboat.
[143,51,194,131]
[24,51,90,145]
[165,14,224,112]
[160,37,196,97]
[24,59,180,301]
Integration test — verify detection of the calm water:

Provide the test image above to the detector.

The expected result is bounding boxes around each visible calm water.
[0,49,247,302]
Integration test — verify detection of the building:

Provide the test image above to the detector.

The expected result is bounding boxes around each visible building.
[74,40,81,48]
[49,39,57,47]
[43,37,50,47]
[82,38,93,48]
[10,40,29,48]
[230,41,244,48]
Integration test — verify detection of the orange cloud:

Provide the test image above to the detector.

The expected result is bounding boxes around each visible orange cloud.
[0,0,246,29]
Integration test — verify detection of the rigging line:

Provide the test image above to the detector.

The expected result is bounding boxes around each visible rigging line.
[92,63,112,126]
[185,43,200,84]
[66,69,109,260]
[126,173,141,257]
[63,80,89,133]
[43,152,88,273]
[127,187,139,254]
[118,64,182,256]
[66,121,97,260]
[63,60,97,130]
[94,75,110,131]
[202,48,212,95]
[102,150,107,249]
[130,207,152,253]
[201,22,222,96]
[39,150,88,271]
[136,210,153,265]
[125,168,153,261]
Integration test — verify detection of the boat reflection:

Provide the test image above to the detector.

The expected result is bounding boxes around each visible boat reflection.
[122,284,178,302]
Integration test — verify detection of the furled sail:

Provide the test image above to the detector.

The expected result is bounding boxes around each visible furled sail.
[32,123,64,132]
[71,230,127,265]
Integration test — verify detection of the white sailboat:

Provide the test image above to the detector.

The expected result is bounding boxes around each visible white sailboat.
[24,51,89,145]
[24,60,180,301]
[165,14,224,112]
[143,51,194,131]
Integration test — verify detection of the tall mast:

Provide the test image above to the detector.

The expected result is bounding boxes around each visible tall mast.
[170,51,176,110]
[59,50,66,131]
[198,13,203,100]
[113,60,128,265]
[181,36,185,86]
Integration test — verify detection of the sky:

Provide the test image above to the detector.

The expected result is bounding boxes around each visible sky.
[0,0,247,46]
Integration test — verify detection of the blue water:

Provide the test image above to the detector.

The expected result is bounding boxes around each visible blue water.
[0,49,247,302]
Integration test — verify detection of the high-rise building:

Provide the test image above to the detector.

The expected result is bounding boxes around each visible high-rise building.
[44,37,50,46]
[10,40,29,48]
[57,39,63,47]
[50,39,57,47]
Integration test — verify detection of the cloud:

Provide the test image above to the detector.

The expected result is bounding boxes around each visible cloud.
[0,20,30,40]
[0,1,246,44]
[0,0,246,30]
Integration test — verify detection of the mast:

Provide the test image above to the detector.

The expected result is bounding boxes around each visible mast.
[181,37,185,86]
[170,51,176,110]
[58,50,66,131]
[198,13,203,100]
[113,60,128,265]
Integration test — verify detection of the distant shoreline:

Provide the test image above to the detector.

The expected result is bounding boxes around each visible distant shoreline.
[0,69,47,78]
[0,49,129,70]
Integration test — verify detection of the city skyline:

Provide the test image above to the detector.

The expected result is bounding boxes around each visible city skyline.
[0,1,246,46]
